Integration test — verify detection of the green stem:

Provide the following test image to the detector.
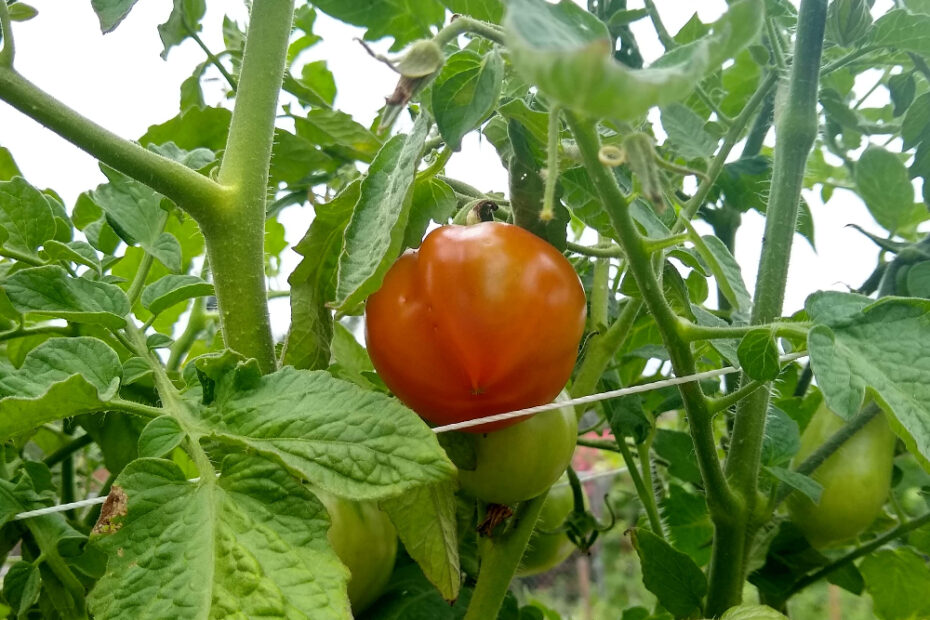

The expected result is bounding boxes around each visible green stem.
[0,323,74,343]
[765,18,788,72]
[708,380,766,414]
[463,493,548,620]
[576,437,623,452]
[638,438,666,537]
[126,212,167,305]
[416,146,452,181]
[565,240,623,258]
[188,28,237,92]
[590,237,609,328]
[434,17,505,47]
[0,246,45,266]
[709,2,827,614]
[771,403,882,508]
[677,71,778,229]
[210,0,295,374]
[565,113,735,519]
[678,319,810,342]
[541,104,561,220]
[0,68,226,221]
[787,510,930,598]
[105,398,165,420]
[43,433,93,468]
[166,296,209,372]
[27,519,87,617]
[642,233,690,254]
[572,298,642,400]
[0,0,13,67]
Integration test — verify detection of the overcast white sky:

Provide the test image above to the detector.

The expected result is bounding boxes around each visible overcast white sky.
[0,0,904,339]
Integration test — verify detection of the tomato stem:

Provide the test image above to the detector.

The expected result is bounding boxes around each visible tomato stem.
[0,0,14,67]
[539,104,562,221]
[463,492,548,620]
[434,17,505,48]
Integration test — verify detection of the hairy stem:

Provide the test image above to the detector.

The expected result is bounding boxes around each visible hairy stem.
[434,17,505,47]
[464,493,548,620]
[0,68,227,221]
[0,0,13,67]
[709,1,828,614]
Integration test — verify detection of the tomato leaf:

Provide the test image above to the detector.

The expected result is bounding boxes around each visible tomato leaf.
[335,113,431,313]
[2,561,41,616]
[431,49,504,151]
[381,480,461,601]
[284,182,359,371]
[630,527,707,618]
[87,455,352,619]
[137,416,186,459]
[312,0,446,52]
[854,146,920,234]
[90,0,139,33]
[193,365,456,500]
[807,294,930,471]
[661,484,713,567]
[43,240,103,275]
[5,266,130,328]
[737,328,780,381]
[295,110,383,163]
[690,233,752,317]
[438,0,503,23]
[0,338,122,439]
[860,548,930,620]
[764,466,823,504]
[508,119,569,249]
[720,605,787,620]
[0,146,22,181]
[653,429,702,485]
[404,177,457,249]
[0,178,57,262]
[760,406,800,468]
[157,0,206,59]
[869,8,930,56]
[504,0,762,120]
[660,103,719,160]
[140,274,213,317]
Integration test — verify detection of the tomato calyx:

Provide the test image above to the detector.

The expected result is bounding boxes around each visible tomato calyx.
[464,199,499,225]
[543,469,618,553]
[477,503,514,537]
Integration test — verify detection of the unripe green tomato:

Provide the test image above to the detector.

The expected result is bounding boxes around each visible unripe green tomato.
[457,396,577,505]
[517,479,577,577]
[786,402,896,548]
[318,493,398,613]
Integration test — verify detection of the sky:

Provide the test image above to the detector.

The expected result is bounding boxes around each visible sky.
[0,0,905,340]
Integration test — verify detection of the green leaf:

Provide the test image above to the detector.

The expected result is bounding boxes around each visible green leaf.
[91,170,181,271]
[90,0,139,32]
[693,233,752,316]
[0,146,22,181]
[604,392,650,444]
[137,416,186,458]
[43,240,102,274]
[312,0,446,51]
[157,0,206,59]
[660,103,719,159]
[661,484,712,566]
[807,295,930,470]
[439,0,503,23]
[334,112,431,313]
[497,99,549,145]
[431,50,504,151]
[140,275,213,316]
[737,328,780,381]
[902,93,930,150]
[0,337,122,439]
[509,119,569,249]
[653,429,702,485]
[2,561,41,616]
[404,177,457,249]
[559,167,615,238]
[300,60,337,106]
[294,109,382,163]
[890,72,917,119]
[760,407,800,468]
[121,357,153,386]
[329,322,380,390]
[194,366,456,501]
[907,261,930,297]
[691,304,740,366]
[140,107,231,152]
[5,265,130,328]
[88,455,352,619]
[869,9,930,56]
[860,548,930,620]
[504,0,762,120]
[630,527,707,618]
[381,480,460,601]
[283,182,359,371]
[0,177,57,260]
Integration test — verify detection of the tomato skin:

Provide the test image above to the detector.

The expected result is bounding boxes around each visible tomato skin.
[365,222,586,432]
[318,493,398,613]
[517,479,577,577]
[786,402,896,548]
[457,398,577,505]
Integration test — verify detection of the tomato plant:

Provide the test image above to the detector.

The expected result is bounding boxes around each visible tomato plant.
[457,395,577,505]
[3,0,930,618]
[787,402,896,548]
[365,222,586,431]
[319,493,398,613]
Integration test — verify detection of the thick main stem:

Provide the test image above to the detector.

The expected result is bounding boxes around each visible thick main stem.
[211,0,295,373]
[464,493,548,620]
[710,1,827,615]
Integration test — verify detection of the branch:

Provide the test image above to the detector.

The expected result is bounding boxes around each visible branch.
[0,68,228,222]
[0,0,14,67]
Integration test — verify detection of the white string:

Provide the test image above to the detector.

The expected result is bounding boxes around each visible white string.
[10,352,808,521]
[431,351,808,433]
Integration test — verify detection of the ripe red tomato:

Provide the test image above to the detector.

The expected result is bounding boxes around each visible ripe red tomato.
[318,493,398,613]
[365,222,586,431]
[457,396,577,505]
[786,401,896,548]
